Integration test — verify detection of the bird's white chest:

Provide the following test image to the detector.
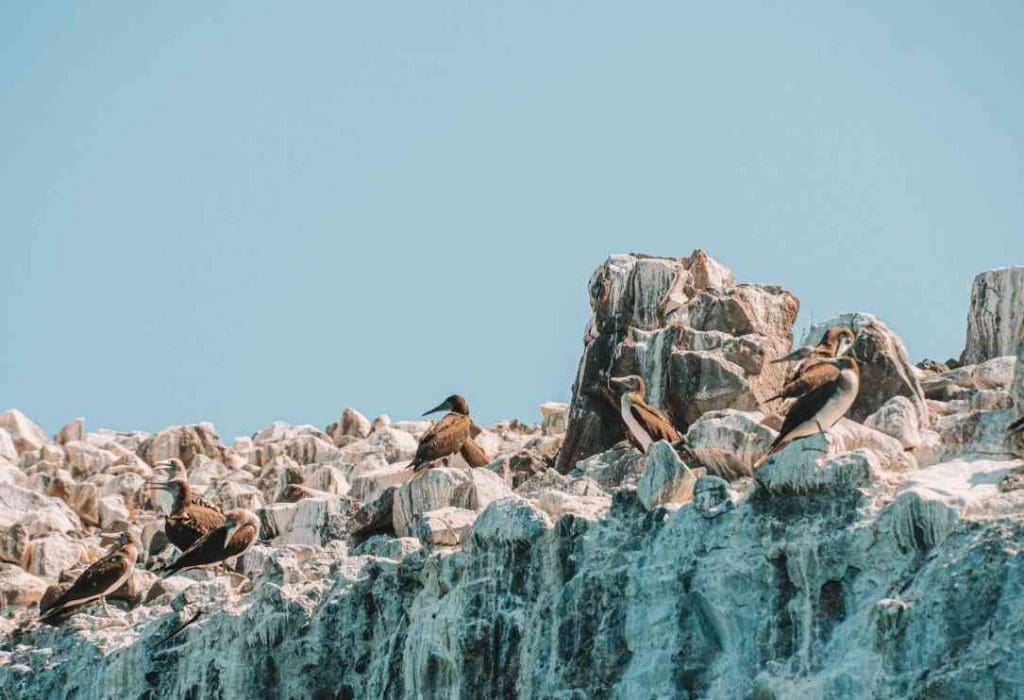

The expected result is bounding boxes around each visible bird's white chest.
[620,396,652,452]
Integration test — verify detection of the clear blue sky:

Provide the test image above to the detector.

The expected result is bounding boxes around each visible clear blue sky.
[2,2,1021,439]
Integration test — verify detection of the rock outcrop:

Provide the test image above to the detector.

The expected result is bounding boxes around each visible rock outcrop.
[1,256,1023,699]
[962,266,1024,365]
[556,251,799,472]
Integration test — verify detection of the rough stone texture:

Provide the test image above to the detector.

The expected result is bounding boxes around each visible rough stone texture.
[685,409,776,480]
[962,266,1024,365]
[556,251,798,473]
[801,313,927,424]
[0,409,48,454]
[5,256,1024,699]
[0,563,48,606]
[636,440,697,509]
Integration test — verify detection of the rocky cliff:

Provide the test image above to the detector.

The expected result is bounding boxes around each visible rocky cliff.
[1,252,1023,699]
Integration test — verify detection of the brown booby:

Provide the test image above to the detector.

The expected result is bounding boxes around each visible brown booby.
[39,530,140,622]
[406,394,472,473]
[608,375,680,453]
[772,326,855,372]
[159,508,260,578]
[148,478,226,552]
[151,459,221,513]
[759,356,861,463]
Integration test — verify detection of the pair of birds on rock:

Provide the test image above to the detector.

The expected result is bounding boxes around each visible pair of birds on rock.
[40,460,259,623]
[607,325,861,464]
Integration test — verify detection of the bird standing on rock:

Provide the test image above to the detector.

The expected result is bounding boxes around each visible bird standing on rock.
[148,478,225,552]
[407,394,474,472]
[159,508,260,578]
[757,355,861,466]
[608,375,680,453]
[39,530,140,622]
[771,326,855,378]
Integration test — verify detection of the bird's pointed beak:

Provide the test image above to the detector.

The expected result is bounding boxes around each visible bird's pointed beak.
[608,377,627,388]
[422,400,450,416]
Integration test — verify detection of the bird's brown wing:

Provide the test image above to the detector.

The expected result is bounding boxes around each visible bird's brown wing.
[44,550,130,615]
[772,381,838,449]
[224,524,257,558]
[459,437,490,468]
[163,524,230,573]
[630,400,680,444]
[773,362,840,401]
[410,413,470,471]
[166,504,226,550]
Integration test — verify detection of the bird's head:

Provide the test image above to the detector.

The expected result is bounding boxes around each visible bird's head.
[822,326,856,357]
[423,394,470,416]
[609,375,646,398]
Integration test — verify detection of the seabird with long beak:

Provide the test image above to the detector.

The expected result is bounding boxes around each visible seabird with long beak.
[758,356,861,465]
[148,478,225,552]
[407,394,473,473]
[772,326,855,373]
[608,375,680,453]
[159,508,260,578]
[39,530,140,622]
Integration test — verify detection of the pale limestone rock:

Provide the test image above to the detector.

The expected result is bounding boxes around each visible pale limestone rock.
[304,465,350,497]
[251,435,340,467]
[55,418,85,446]
[348,486,397,539]
[98,495,130,529]
[531,490,611,522]
[391,467,513,537]
[0,461,24,487]
[63,441,117,477]
[755,434,880,495]
[0,524,29,567]
[0,410,48,454]
[685,409,776,480]
[27,534,85,579]
[540,402,569,435]
[215,481,264,511]
[514,468,568,497]
[829,419,917,472]
[0,484,80,535]
[0,430,17,462]
[865,396,922,450]
[137,423,226,467]
[371,414,392,432]
[572,443,644,489]
[349,464,414,502]
[410,507,477,546]
[366,427,418,464]
[0,564,48,606]
[962,266,1024,365]
[637,441,697,509]
[330,408,372,443]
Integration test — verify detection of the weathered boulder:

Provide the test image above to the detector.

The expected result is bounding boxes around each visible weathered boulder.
[136,423,227,467]
[801,313,927,423]
[556,251,798,473]
[0,410,48,454]
[348,486,398,539]
[410,507,478,546]
[27,534,86,579]
[0,484,81,535]
[365,427,418,464]
[55,418,85,446]
[540,402,569,435]
[865,396,922,450]
[348,463,414,502]
[693,475,735,518]
[326,408,372,444]
[0,524,29,567]
[391,468,513,537]
[636,440,697,509]
[685,409,776,480]
[0,564,49,606]
[531,489,611,521]
[756,435,880,495]
[571,443,644,489]
[0,429,17,463]
[962,266,1024,365]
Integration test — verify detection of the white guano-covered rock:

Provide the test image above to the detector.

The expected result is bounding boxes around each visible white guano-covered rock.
[410,507,478,546]
[756,434,879,495]
[0,410,48,454]
[962,266,1024,365]
[0,484,81,535]
[637,441,697,509]
[391,468,513,537]
[865,396,923,450]
[365,427,418,464]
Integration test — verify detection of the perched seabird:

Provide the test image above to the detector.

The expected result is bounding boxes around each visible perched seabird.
[39,530,140,622]
[159,508,260,578]
[150,459,221,513]
[148,478,225,552]
[608,375,680,453]
[406,395,472,473]
[772,326,855,373]
[758,356,861,464]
